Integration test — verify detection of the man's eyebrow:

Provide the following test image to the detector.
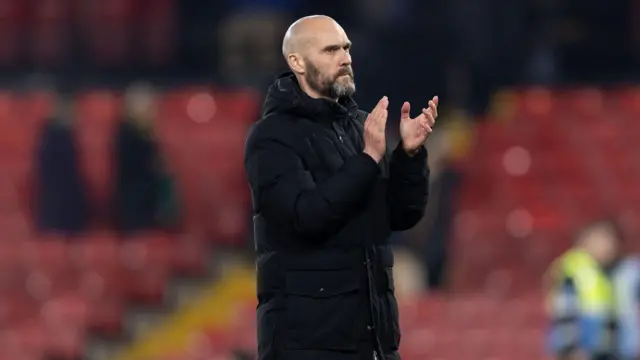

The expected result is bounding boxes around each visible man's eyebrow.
[322,42,351,51]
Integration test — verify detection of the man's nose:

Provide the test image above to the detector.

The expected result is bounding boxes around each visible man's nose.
[340,50,352,66]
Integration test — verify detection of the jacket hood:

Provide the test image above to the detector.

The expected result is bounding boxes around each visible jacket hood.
[261,72,358,121]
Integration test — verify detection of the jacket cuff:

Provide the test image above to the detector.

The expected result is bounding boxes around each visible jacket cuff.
[392,142,427,165]
[347,152,381,177]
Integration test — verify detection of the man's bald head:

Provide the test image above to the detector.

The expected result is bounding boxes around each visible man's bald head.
[282,15,339,58]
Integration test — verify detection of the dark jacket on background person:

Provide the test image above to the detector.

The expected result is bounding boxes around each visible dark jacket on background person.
[423,163,461,289]
[35,119,89,235]
[244,72,430,360]
[112,119,178,234]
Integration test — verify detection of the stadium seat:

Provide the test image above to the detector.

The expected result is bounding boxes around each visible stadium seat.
[120,233,172,305]
[171,234,209,277]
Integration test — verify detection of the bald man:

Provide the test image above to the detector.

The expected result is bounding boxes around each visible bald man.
[244,15,438,360]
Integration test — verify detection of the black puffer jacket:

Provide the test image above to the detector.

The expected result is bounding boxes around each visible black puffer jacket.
[244,72,429,360]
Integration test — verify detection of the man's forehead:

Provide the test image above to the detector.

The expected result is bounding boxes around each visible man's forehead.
[307,28,350,48]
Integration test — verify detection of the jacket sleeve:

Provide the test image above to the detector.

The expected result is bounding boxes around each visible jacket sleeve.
[245,136,380,237]
[387,142,429,231]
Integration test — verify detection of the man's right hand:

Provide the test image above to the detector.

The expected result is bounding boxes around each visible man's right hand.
[363,96,389,163]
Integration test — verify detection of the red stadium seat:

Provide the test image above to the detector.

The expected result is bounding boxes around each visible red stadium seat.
[171,234,209,277]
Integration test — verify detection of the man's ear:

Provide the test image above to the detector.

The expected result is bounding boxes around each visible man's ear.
[287,53,305,74]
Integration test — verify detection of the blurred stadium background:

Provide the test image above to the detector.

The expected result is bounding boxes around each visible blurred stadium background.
[0,0,639,359]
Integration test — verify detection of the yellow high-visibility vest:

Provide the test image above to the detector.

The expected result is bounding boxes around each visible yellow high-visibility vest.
[552,249,615,314]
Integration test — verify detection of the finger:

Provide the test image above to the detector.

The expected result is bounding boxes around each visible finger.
[418,117,433,133]
[400,101,411,120]
[380,96,389,110]
[433,96,439,107]
[375,98,389,126]
[418,117,432,131]
[371,110,386,133]
[371,96,388,121]
[379,109,388,131]
[421,108,436,126]
[370,102,380,120]
[377,96,389,111]
[372,96,386,117]
[429,100,438,119]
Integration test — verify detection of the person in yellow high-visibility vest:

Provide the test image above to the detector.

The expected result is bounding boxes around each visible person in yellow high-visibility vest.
[545,219,636,360]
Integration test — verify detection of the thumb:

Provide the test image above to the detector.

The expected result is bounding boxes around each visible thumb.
[400,101,411,120]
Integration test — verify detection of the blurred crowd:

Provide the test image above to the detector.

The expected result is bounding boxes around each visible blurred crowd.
[1,0,639,110]
[33,83,179,237]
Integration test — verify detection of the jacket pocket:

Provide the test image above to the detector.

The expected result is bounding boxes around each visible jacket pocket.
[381,267,401,350]
[284,269,360,351]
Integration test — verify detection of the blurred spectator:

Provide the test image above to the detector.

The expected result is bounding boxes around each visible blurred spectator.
[34,93,89,235]
[111,82,179,234]
[633,0,640,66]
[392,247,426,298]
[525,0,559,84]
[545,219,640,360]
[217,0,295,86]
[353,0,408,31]
[424,139,461,289]
[555,0,636,82]
[443,0,528,113]
[405,125,461,290]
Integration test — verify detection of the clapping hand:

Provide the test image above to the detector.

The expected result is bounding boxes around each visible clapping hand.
[399,96,438,155]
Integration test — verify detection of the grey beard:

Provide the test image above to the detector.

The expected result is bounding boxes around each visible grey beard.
[332,81,356,98]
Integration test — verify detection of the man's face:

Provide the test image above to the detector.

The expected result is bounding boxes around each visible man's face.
[583,225,619,266]
[126,85,157,125]
[303,27,355,99]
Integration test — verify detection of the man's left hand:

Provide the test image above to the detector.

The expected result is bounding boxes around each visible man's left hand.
[399,96,438,155]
